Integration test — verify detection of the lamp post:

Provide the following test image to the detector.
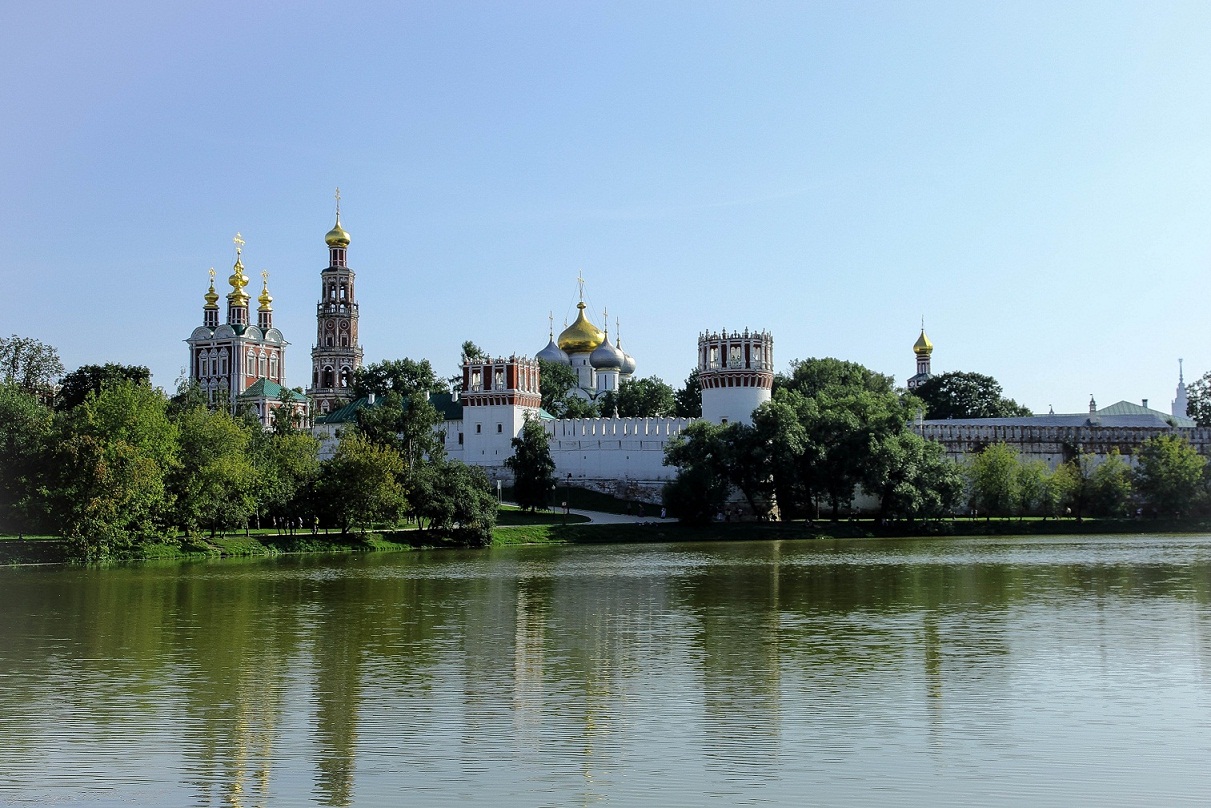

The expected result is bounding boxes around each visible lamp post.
[563,473,572,524]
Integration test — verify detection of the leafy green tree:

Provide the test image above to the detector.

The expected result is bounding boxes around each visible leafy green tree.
[1090,451,1134,517]
[600,376,676,418]
[914,371,1032,419]
[750,396,813,519]
[967,442,1021,517]
[354,390,445,470]
[48,381,178,559]
[0,335,64,402]
[538,358,599,418]
[1134,434,1206,517]
[722,422,774,518]
[1015,458,1051,518]
[1186,370,1211,426]
[1050,456,1092,520]
[170,406,259,537]
[662,421,732,524]
[674,368,702,418]
[317,432,407,535]
[863,429,964,521]
[56,363,151,411]
[252,430,321,529]
[505,415,557,511]
[352,358,445,399]
[408,460,497,546]
[0,383,53,533]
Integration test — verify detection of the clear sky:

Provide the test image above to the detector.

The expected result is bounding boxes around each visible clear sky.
[3,1,1208,414]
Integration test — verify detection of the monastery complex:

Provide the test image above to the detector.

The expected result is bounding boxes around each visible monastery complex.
[186,200,1206,505]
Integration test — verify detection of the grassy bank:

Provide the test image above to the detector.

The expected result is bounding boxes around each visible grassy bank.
[8,513,1211,566]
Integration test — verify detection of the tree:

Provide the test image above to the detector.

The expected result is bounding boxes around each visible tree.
[967,443,1021,517]
[863,429,964,521]
[538,358,598,418]
[1186,370,1211,426]
[352,358,445,400]
[0,335,64,401]
[913,371,1032,419]
[505,415,557,511]
[56,363,152,411]
[1015,458,1051,518]
[354,390,445,470]
[252,430,322,530]
[1090,451,1133,517]
[170,406,259,537]
[599,376,676,418]
[674,368,702,418]
[317,432,407,535]
[408,460,497,546]
[0,383,53,533]
[47,381,178,559]
[1134,434,1206,517]
[662,421,731,525]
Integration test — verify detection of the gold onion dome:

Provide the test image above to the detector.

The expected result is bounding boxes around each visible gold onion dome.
[325,216,351,247]
[913,329,933,356]
[203,275,220,309]
[557,302,605,353]
[228,257,250,305]
[258,281,273,311]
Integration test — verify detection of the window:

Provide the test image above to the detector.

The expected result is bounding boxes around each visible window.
[458,433,464,445]
[471,370,482,391]
[494,369,504,390]
[497,424,503,433]
[476,424,481,433]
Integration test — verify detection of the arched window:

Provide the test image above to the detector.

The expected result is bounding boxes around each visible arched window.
[269,354,278,379]
[339,368,349,388]
[259,354,267,377]
[340,334,349,347]
[322,367,334,388]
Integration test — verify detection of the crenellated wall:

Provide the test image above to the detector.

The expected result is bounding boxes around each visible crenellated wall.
[915,421,1211,469]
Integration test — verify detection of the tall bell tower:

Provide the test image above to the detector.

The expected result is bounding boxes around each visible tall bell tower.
[308,190,364,416]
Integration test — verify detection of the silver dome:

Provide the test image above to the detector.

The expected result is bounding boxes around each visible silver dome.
[536,338,570,364]
[589,334,624,370]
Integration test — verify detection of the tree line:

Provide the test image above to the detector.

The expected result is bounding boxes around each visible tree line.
[0,336,495,560]
[661,357,1211,525]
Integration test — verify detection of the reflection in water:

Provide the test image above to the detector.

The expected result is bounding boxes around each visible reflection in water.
[1,536,1211,806]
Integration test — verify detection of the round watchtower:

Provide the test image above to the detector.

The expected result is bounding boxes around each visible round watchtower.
[698,328,774,426]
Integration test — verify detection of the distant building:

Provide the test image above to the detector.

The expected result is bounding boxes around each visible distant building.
[1173,359,1190,420]
[185,233,306,428]
[306,194,364,417]
[906,323,932,390]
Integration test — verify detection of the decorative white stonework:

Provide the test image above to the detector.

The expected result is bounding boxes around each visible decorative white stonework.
[698,328,774,426]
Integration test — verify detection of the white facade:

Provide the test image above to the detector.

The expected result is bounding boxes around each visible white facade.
[698,329,774,426]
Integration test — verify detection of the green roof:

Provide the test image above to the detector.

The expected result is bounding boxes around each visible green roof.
[239,378,307,403]
[1097,400,1195,427]
[314,392,469,425]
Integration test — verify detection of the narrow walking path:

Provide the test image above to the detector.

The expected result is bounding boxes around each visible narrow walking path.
[503,501,675,525]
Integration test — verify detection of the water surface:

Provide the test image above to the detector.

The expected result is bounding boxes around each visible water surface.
[2,534,1210,806]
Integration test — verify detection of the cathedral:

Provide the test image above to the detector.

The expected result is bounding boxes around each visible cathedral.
[186,233,307,428]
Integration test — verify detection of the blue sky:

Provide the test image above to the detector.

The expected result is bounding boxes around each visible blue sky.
[2,1,1208,413]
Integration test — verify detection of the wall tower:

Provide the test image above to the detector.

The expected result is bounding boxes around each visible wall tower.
[698,328,774,426]
[460,354,542,464]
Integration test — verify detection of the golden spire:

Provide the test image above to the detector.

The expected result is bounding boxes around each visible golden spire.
[557,274,605,353]
[325,187,351,247]
[228,232,251,305]
[204,267,219,308]
[258,269,273,311]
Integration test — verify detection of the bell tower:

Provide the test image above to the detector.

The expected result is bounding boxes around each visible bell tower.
[308,189,364,416]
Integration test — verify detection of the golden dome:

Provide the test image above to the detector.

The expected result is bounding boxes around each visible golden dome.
[325,216,351,247]
[228,257,250,306]
[557,302,605,353]
[913,328,933,356]
[258,281,273,311]
[203,269,219,308]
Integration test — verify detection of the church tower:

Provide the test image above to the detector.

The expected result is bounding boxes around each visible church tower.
[907,322,933,390]
[308,190,364,417]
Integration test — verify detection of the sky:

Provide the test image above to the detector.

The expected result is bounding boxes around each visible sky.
[2,1,1209,414]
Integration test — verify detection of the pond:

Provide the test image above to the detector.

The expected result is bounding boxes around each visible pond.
[2,534,1210,806]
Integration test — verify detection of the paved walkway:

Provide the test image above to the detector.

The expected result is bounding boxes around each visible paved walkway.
[504,501,675,525]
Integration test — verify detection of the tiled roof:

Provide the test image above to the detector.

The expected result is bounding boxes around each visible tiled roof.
[239,378,307,403]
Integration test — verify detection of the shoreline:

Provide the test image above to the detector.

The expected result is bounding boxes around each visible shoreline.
[5,515,1211,566]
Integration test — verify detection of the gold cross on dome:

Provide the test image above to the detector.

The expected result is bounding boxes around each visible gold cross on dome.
[233,232,245,255]
[261,269,269,284]
[335,187,341,218]
[577,270,585,301]
[208,267,215,283]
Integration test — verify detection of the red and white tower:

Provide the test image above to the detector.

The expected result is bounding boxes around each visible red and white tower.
[308,190,364,417]
[698,328,774,426]
[460,354,542,464]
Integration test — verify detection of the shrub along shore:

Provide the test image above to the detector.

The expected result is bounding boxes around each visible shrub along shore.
[5,513,1211,566]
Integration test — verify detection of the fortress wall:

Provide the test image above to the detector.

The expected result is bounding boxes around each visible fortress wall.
[916,423,1211,469]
